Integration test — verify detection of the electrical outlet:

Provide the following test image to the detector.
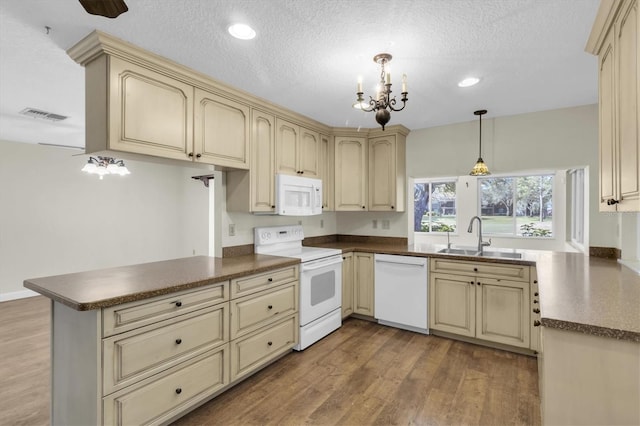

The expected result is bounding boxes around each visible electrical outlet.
[382,220,390,230]
[372,219,378,229]
[320,219,324,228]
[229,223,236,236]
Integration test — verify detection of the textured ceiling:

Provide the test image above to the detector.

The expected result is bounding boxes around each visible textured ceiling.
[0,0,600,148]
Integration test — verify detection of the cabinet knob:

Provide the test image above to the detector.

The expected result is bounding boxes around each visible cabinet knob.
[267,278,273,282]
[473,267,478,272]
[534,292,539,296]
[533,280,538,284]
[271,205,275,209]
[175,388,182,395]
[533,300,539,304]
[607,198,619,205]
[362,206,365,209]
[267,341,273,346]
[175,301,182,307]
[196,153,202,159]
[533,320,541,327]
[300,171,304,174]
[175,338,182,345]
[391,205,394,209]
[470,281,474,285]
[533,308,540,314]
[188,152,194,157]
[268,305,273,310]
[477,282,481,286]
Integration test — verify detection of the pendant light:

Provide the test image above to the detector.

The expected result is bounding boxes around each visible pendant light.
[469,109,491,176]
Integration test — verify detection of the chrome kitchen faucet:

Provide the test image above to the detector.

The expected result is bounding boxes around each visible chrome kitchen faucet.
[467,216,491,255]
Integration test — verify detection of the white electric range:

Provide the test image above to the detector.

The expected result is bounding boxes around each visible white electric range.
[254,225,343,350]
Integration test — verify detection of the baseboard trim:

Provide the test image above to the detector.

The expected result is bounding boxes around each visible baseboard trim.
[0,289,39,302]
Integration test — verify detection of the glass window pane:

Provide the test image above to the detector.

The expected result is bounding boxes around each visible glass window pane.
[431,182,456,232]
[480,177,514,235]
[414,183,430,232]
[516,175,553,237]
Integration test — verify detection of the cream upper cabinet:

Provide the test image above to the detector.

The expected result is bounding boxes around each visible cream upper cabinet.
[429,259,532,349]
[368,134,406,212]
[353,252,374,317]
[275,119,320,178]
[341,252,354,319]
[588,0,639,211]
[194,89,250,169]
[97,56,194,161]
[335,136,368,211]
[251,110,276,212]
[320,133,335,211]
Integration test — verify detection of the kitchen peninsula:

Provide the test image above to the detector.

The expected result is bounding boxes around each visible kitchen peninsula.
[26,244,640,425]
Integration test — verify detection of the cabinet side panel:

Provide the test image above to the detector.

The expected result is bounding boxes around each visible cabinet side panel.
[52,302,100,426]
[600,35,617,210]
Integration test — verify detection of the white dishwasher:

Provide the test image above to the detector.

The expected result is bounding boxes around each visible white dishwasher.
[374,254,429,334]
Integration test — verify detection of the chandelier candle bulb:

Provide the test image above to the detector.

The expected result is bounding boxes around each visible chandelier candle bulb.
[402,74,407,93]
[386,72,391,84]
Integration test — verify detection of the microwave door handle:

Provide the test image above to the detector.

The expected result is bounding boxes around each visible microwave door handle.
[301,257,343,271]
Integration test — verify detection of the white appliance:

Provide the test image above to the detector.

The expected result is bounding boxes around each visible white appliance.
[254,225,342,350]
[374,254,429,334]
[276,174,322,216]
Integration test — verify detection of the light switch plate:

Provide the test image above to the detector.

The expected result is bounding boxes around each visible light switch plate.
[229,224,236,236]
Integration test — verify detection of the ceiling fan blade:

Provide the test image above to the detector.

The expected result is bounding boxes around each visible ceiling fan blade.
[79,0,128,18]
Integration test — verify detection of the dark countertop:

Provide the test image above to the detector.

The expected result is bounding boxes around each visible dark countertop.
[24,255,300,311]
[308,241,640,343]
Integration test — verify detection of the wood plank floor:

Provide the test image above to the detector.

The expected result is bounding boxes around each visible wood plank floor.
[0,297,540,425]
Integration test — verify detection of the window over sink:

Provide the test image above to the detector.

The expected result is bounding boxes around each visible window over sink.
[414,178,457,233]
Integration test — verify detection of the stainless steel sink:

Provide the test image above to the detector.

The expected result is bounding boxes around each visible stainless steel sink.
[479,251,522,259]
[437,248,480,256]
[437,248,522,259]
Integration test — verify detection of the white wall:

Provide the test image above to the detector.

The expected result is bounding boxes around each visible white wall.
[0,140,209,299]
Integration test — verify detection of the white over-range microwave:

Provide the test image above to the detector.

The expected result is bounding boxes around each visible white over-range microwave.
[276,174,322,216]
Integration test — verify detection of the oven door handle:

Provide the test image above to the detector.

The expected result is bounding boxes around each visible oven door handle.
[301,257,343,271]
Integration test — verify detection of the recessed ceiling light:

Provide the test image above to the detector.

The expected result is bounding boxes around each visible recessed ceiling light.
[228,23,256,40]
[458,77,480,87]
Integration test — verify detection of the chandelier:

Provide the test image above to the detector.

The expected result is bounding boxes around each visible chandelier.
[81,156,131,179]
[354,53,408,130]
[469,109,491,176]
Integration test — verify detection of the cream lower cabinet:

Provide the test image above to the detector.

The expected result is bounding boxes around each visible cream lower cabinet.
[341,252,354,318]
[353,252,375,317]
[50,265,299,426]
[429,258,532,350]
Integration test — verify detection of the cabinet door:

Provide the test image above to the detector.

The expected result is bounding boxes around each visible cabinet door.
[429,273,475,337]
[341,252,354,318]
[275,119,299,176]
[108,57,193,160]
[194,89,250,168]
[476,278,530,348]
[617,0,640,211]
[353,252,374,316]
[335,137,367,211]
[251,110,276,212]
[368,135,397,211]
[320,134,335,211]
[599,29,618,211]
[299,127,320,177]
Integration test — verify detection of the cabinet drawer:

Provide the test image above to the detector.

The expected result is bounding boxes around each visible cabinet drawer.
[103,282,229,337]
[230,315,297,381]
[230,265,298,298]
[430,258,530,282]
[103,303,228,395]
[103,345,228,426]
[231,283,298,339]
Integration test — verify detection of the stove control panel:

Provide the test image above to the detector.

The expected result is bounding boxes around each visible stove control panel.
[254,225,304,246]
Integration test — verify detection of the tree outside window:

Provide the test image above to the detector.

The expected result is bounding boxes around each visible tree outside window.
[479,175,553,237]
[414,180,457,233]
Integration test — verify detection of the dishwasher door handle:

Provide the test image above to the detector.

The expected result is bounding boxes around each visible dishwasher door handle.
[374,259,426,267]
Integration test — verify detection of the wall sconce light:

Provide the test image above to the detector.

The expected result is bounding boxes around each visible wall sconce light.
[81,156,130,179]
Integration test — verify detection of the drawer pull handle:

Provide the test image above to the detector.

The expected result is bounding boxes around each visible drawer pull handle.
[267,278,273,282]
[175,338,182,345]
[175,388,182,395]
[533,308,540,314]
[268,305,273,310]
[533,320,541,327]
[175,301,182,307]
[267,341,273,346]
